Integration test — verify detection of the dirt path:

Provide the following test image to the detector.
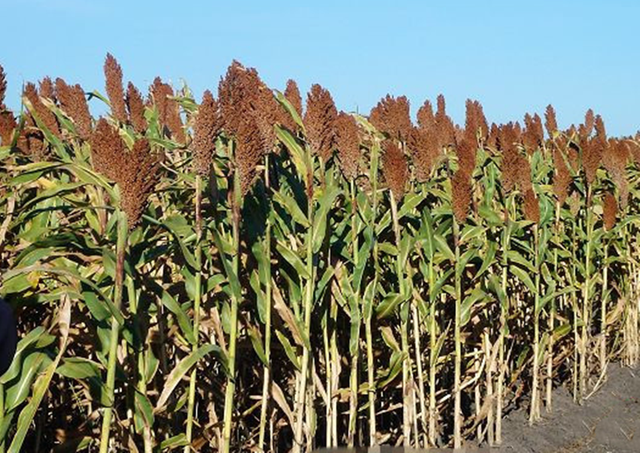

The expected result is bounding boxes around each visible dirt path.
[499,365,640,452]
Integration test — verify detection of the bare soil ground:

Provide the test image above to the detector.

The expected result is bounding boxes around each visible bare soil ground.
[499,365,640,452]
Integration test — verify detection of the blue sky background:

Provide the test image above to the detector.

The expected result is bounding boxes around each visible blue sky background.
[2,0,639,135]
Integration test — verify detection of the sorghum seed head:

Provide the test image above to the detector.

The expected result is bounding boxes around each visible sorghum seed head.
[544,104,558,139]
[90,118,124,181]
[369,95,412,142]
[335,111,361,181]
[522,188,540,224]
[451,169,471,224]
[408,125,440,183]
[55,78,92,140]
[126,82,147,134]
[382,139,408,200]
[417,99,435,130]
[435,94,456,147]
[104,53,127,123]
[150,77,185,143]
[552,147,571,206]
[192,90,222,176]
[304,83,338,162]
[603,191,617,231]
[24,82,61,140]
[279,79,303,133]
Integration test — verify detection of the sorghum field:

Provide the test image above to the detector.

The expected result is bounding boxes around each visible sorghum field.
[0,55,639,453]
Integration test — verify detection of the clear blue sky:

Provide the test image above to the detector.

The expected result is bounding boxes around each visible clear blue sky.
[2,0,639,136]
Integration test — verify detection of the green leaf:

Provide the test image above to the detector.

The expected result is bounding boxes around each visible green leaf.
[155,344,225,412]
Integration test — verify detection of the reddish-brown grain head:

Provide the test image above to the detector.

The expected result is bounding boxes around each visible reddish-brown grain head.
[464,99,488,142]
[498,123,521,194]
[90,118,124,181]
[408,126,440,183]
[369,95,412,142]
[126,82,147,134]
[382,139,408,200]
[0,65,7,109]
[417,99,435,130]
[119,138,162,229]
[284,79,303,118]
[218,61,261,137]
[544,104,558,139]
[552,147,571,206]
[578,109,595,142]
[456,136,476,176]
[603,191,617,231]
[235,114,264,196]
[104,53,127,124]
[192,90,222,176]
[254,82,281,152]
[0,111,16,146]
[435,94,456,147]
[39,77,56,102]
[582,137,603,186]
[451,169,471,224]
[150,77,185,143]
[24,82,61,140]
[55,78,92,140]
[304,83,338,162]
[522,189,540,224]
[335,112,361,181]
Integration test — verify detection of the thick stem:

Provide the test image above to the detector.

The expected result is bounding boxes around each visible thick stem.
[428,253,438,447]
[258,156,273,451]
[366,142,380,446]
[580,188,592,402]
[221,166,242,453]
[453,218,462,450]
[600,235,608,374]
[348,179,360,447]
[496,216,509,445]
[185,175,203,452]
[391,192,412,446]
[99,211,128,453]
[530,225,541,424]
[293,160,316,453]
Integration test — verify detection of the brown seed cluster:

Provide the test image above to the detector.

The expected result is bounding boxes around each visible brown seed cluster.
[498,122,524,194]
[104,53,127,124]
[435,94,456,147]
[219,61,276,194]
[382,139,408,200]
[335,112,361,181]
[90,118,162,228]
[456,136,477,176]
[0,65,17,146]
[523,113,544,153]
[126,82,147,134]
[451,169,471,224]
[39,77,56,102]
[150,77,185,143]
[417,100,435,131]
[523,188,540,224]
[304,84,338,162]
[281,79,303,132]
[603,191,617,231]
[24,82,61,139]
[369,95,412,142]
[552,147,572,206]
[544,104,558,139]
[192,90,222,176]
[464,99,488,143]
[55,78,92,140]
[578,109,595,142]
[408,125,440,183]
